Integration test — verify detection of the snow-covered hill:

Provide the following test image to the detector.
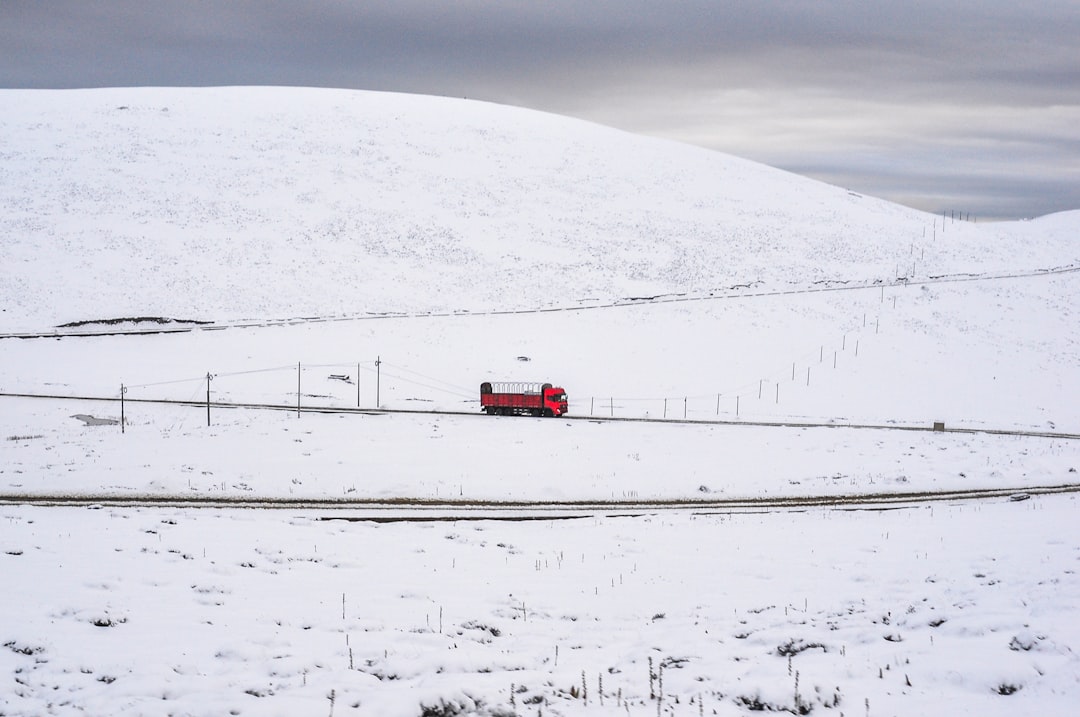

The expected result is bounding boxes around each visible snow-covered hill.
[2,87,1080,717]
[2,86,1075,330]
[1,86,1078,432]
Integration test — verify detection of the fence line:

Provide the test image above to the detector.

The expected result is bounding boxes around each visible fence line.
[111,314,882,424]
[109,267,913,425]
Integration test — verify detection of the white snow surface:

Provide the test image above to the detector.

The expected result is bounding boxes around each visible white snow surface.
[1,86,1076,329]
[1,87,1079,716]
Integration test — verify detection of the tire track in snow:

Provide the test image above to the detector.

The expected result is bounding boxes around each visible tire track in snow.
[1,482,1076,516]
[2,263,1077,340]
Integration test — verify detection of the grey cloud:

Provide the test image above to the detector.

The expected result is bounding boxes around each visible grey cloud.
[7,1,1075,94]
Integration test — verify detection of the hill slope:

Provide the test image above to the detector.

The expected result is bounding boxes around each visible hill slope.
[2,86,1075,331]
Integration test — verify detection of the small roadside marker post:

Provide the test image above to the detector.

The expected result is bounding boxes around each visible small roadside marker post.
[375,356,381,408]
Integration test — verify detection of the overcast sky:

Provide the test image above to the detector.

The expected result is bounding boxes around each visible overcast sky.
[3,1,1078,220]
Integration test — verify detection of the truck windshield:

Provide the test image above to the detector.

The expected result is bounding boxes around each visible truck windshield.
[550,393,567,402]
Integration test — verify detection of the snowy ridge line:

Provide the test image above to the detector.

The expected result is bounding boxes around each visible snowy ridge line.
[1,482,1077,512]
[2,391,1078,441]
[2,263,1077,340]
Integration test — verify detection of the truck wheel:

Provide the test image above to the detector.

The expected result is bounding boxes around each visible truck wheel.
[485,407,496,415]
[544,409,554,417]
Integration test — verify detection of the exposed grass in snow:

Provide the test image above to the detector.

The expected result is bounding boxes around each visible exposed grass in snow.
[2,500,1078,716]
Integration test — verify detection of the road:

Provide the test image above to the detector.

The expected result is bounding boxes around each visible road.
[2,481,1075,520]
[3,390,1079,441]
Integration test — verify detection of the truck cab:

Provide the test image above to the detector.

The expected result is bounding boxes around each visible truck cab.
[543,385,569,416]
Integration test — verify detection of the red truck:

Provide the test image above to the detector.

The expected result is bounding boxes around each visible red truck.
[480,381,569,417]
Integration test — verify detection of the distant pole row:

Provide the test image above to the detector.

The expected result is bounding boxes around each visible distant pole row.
[119,357,385,431]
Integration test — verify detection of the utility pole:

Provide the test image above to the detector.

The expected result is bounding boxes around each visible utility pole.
[206,372,213,426]
[120,384,126,433]
[297,362,301,418]
[375,356,381,408]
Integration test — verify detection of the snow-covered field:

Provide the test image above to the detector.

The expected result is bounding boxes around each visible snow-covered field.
[1,87,1078,715]
[3,499,1078,716]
